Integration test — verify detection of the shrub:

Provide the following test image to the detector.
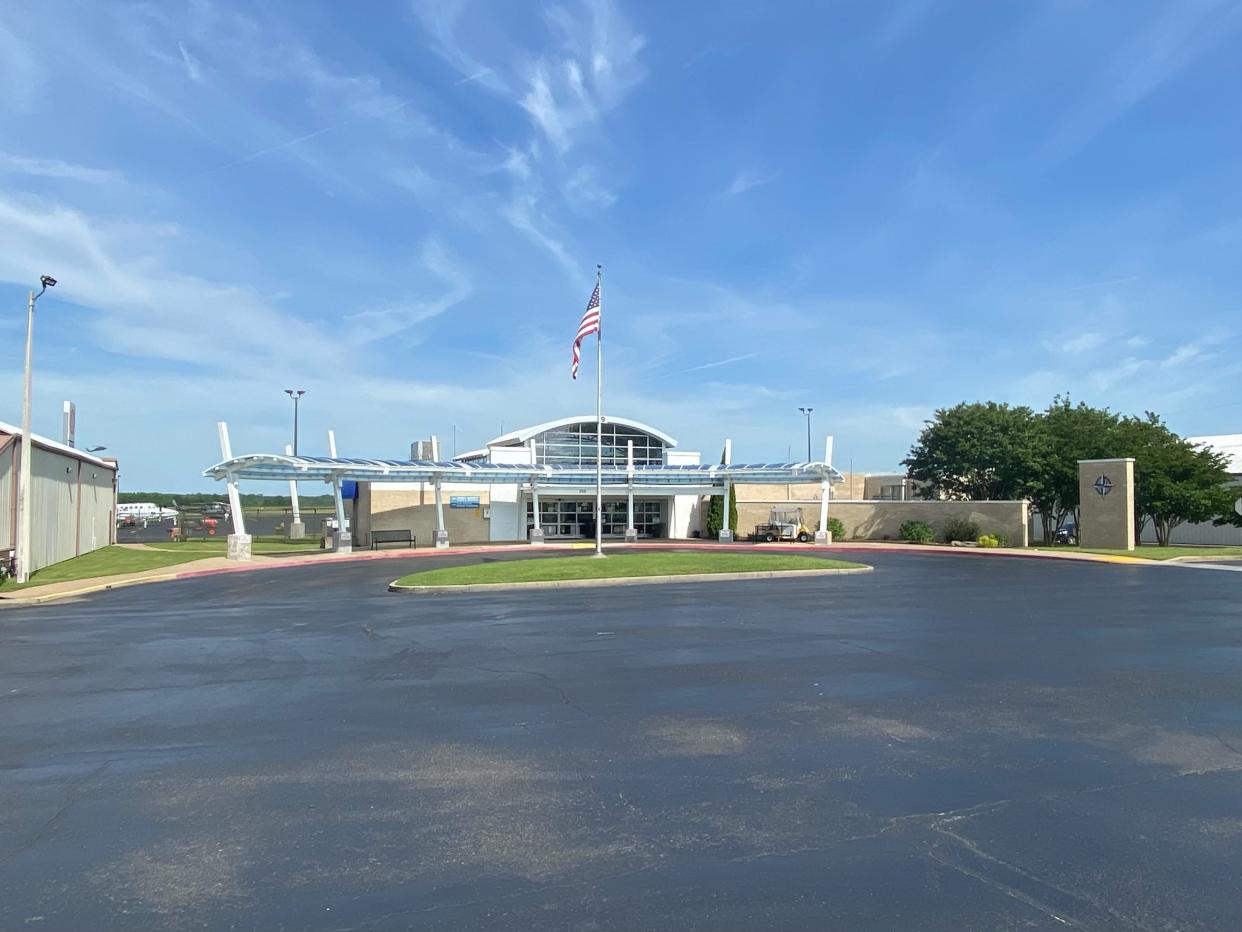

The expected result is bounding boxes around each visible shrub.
[977,534,999,548]
[827,517,846,541]
[942,517,980,543]
[900,520,934,544]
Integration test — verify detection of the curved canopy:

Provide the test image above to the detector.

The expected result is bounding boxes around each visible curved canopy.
[203,453,843,487]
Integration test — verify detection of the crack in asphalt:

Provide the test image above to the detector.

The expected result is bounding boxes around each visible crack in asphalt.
[469,664,594,719]
[2,761,112,867]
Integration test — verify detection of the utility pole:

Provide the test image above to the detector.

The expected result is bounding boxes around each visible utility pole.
[798,406,814,461]
[284,389,305,456]
[16,275,57,583]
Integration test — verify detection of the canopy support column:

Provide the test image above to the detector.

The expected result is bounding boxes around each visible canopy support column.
[624,439,637,543]
[816,435,834,545]
[529,482,544,544]
[328,429,351,553]
[528,440,543,544]
[217,421,251,561]
[285,444,304,540]
[434,478,449,548]
[718,438,733,543]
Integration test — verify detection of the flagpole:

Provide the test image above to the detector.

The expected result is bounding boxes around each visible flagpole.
[594,264,604,558]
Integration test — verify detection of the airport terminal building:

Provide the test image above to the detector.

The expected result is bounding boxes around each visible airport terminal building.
[206,413,1031,548]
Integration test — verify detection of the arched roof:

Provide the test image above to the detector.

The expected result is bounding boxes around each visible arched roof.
[486,416,678,449]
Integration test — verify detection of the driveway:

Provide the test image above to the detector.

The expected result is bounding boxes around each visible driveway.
[1,551,1240,930]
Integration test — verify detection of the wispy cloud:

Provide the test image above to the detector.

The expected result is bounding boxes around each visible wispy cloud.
[725,169,779,196]
[501,194,577,273]
[670,353,759,376]
[0,194,341,373]
[0,152,123,185]
[177,41,204,83]
[1057,331,1107,355]
[344,239,472,343]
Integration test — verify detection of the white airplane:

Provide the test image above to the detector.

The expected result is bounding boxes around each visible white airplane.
[117,502,179,522]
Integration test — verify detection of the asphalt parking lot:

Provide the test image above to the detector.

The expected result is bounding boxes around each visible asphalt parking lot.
[2,551,1240,930]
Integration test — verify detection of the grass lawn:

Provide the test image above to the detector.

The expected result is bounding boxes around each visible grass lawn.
[0,545,212,592]
[1033,545,1242,561]
[394,551,865,588]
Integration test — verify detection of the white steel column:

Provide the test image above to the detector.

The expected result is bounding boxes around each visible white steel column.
[327,429,351,553]
[434,477,449,548]
[816,434,834,545]
[285,443,305,540]
[625,439,637,543]
[718,438,734,543]
[529,481,544,544]
[528,439,544,544]
[217,421,251,561]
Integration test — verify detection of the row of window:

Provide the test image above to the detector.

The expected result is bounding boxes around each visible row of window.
[532,424,665,467]
[526,499,664,537]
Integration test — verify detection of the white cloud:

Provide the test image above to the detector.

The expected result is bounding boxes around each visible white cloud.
[1160,343,1206,369]
[1057,331,1107,354]
[669,353,759,376]
[410,0,513,95]
[518,0,646,152]
[0,194,341,374]
[563,166,617,210]
[501,194,578,273]
[177,41,204,82]
[344,239,472,343]
[0,152,123,185]
[725,169,780,197]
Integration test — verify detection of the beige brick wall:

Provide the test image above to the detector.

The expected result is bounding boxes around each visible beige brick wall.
[733,499,1029,545]
[366,487,492,545]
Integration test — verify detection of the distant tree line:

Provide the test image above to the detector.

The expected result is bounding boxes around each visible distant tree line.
[903,396,1239,545]
[118,492,337,508]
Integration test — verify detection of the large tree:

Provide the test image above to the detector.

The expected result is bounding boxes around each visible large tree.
[1027,396,1120,543]
[1112,413,1236,545]
[904,402,1043,501]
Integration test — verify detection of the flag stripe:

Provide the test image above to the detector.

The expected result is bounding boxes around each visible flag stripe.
[571,281,601,379]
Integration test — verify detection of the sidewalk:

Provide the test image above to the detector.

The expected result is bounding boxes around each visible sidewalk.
[1,539,1225,606]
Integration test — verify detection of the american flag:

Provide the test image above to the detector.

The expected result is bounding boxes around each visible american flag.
[571,279,601,380]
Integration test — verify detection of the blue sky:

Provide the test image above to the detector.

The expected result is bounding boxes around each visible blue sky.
[2,0,1241,490]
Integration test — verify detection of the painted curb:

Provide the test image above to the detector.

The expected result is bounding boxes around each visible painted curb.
[388,564,874,594]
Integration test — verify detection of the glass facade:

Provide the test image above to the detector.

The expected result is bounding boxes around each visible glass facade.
[532,422,665,467]
[526,499,665,538]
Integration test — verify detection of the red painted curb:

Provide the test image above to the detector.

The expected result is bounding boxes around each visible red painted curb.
[168,540,1124,584]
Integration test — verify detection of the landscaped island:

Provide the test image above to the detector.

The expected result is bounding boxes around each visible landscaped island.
[390,550,869,591]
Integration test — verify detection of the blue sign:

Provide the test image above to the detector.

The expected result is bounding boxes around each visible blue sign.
[450,495,481,509]
[1093,475,1112,497]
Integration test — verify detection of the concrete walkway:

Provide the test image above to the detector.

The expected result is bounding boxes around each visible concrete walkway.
[2,539,1235,606]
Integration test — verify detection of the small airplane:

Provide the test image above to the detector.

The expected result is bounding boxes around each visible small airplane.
[116,502,179,524]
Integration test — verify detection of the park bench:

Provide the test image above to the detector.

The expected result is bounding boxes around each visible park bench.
[371,529,415,550]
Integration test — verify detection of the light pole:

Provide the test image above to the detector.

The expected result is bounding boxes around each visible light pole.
[798,406,814,462]
[284,389,305,456]
[16,275,57,583]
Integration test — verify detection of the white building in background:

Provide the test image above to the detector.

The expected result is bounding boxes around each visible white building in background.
[0,420,118,575]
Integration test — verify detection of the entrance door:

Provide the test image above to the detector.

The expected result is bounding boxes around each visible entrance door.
[527,499,666,538]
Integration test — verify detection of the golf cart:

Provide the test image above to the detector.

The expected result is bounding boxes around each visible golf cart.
[754,507,814,543]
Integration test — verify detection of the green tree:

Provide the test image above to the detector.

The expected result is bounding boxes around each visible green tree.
[1113,414,1236,545]
[1028,396,1120,543]
[903,402,1043,501]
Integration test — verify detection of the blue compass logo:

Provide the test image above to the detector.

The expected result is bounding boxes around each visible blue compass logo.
[1093,474,1113,497]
